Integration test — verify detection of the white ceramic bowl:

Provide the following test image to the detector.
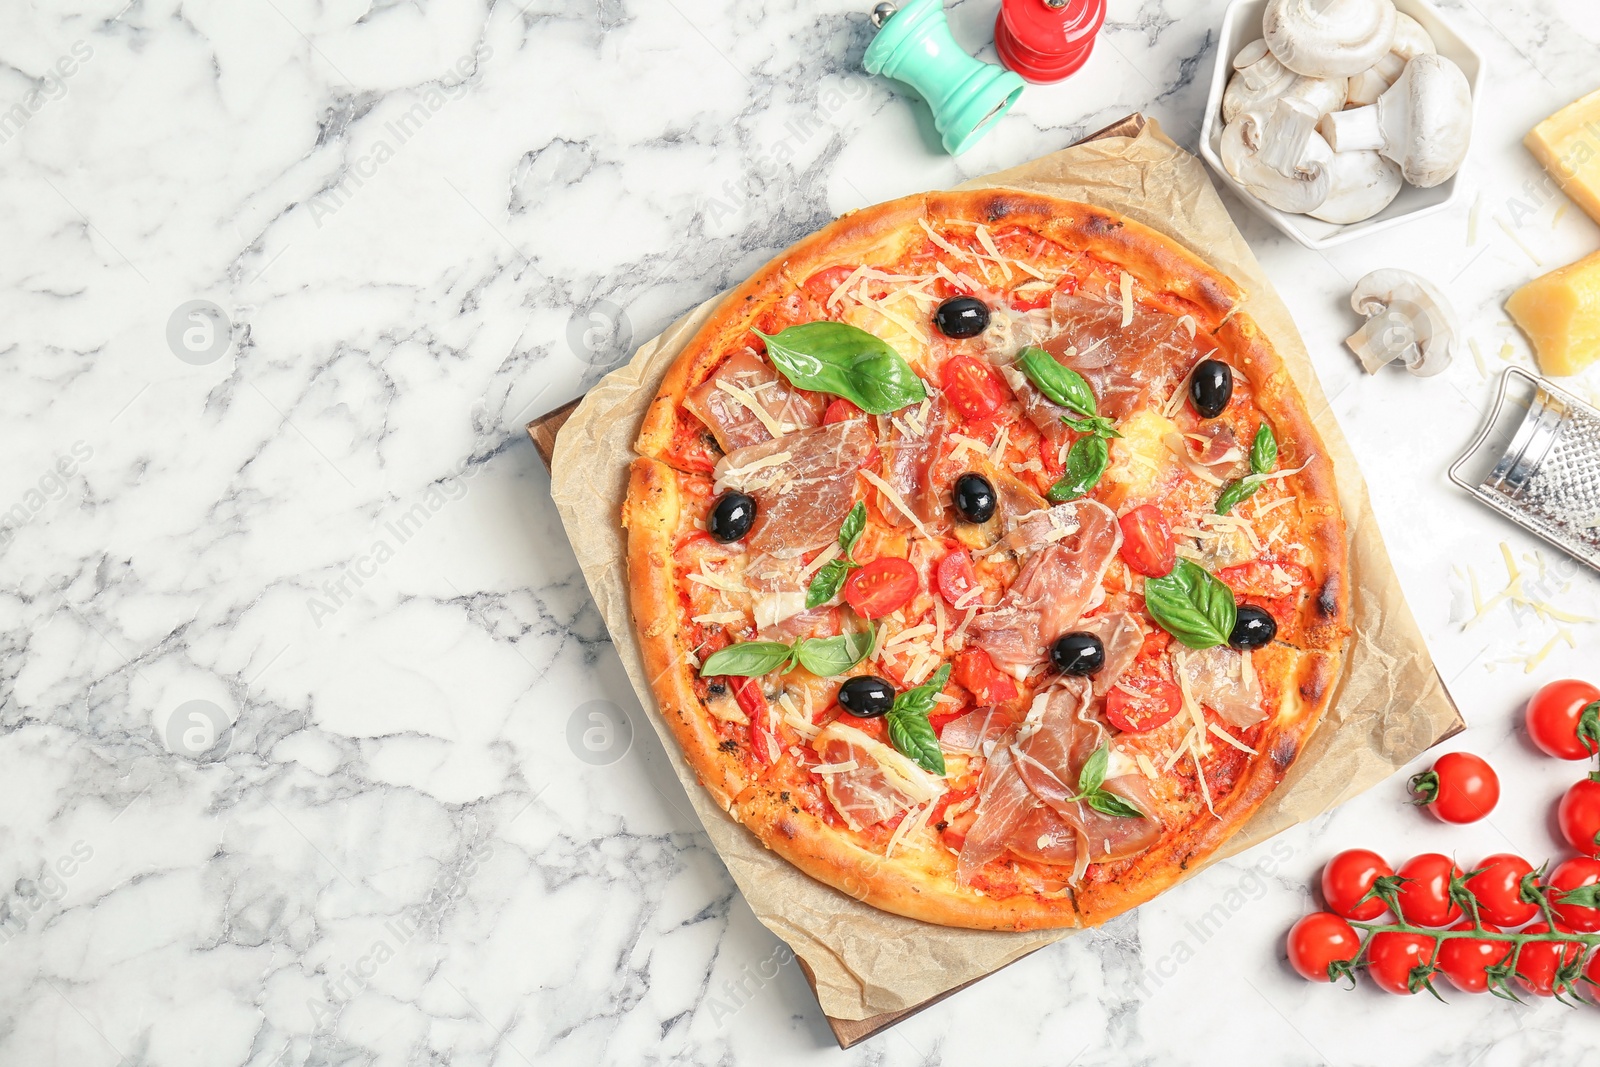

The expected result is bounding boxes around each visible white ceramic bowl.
[1199,0,1485,249]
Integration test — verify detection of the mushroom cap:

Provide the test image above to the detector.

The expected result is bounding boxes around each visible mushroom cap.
[1390,53,1473,187]
[1345,268,1458,375]
[1263,0,1399,78]
[1221,113,1334,214]
[1308,150,1403,224]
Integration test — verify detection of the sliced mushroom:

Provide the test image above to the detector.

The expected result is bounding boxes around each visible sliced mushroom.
[1346,13,1436,107]
[1222,39,1347,124]
[1308,150,1403,224]
[1262,0,1399,79]
[1344,269,1457,376]
[1222,101,1334,214]
[1320,53,1472,187]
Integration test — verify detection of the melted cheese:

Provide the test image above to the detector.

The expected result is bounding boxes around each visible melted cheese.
[814,722,946,802]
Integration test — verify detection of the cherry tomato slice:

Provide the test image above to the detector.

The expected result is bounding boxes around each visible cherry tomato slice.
[1366,930,1438,995]
[1118,504,1175,577]
[1526,679,1600,760]
[734,678,779,765]
[939,355,1009,421]
[935,549,981,608]
[823,398,865,424]
[1436,920,1511,995]
[801,266,855,302]
[1395,853,1464,928]
[1549,856,1600,932]
[1321,848,1394,922]
[1104,679,1182,733]
[844,557,919,619]
[1217,559,1311,600]
[1410,751,1500,824]
[1008,273,1078,312]
[951,648,1017,705]
[1286,912,1360,983]
[1559,778,1600,858]
[1465,853,1540,928]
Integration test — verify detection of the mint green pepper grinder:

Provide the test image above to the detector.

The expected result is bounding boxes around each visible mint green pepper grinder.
[864,0,1027,155]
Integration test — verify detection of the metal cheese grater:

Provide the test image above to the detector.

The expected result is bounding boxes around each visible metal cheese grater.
[1449,367,1600,573]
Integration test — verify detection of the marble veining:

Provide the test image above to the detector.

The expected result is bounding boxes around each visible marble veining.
[3,0,1600,1063]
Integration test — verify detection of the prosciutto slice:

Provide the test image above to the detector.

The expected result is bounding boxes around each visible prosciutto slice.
[686,349,823,453]
[1176,646,1266,728]
[969,501,1122,678]
[1074,612,1145,696]
[714,420,873,558]
[1043,287,1211,420]
[954,742,1037,885]
[813,722,945,831]
[879,395,951,533]
[939,706,1016,754]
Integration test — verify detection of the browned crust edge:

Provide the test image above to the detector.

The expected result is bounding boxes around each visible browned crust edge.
[622,457,749,810]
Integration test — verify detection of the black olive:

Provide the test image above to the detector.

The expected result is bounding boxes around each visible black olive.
[1229,606,1277,650]
[1189,359,1234,419]
[934,296,990,338]
[952,472,997,523]
[838,675,895,718]
[707,491,756,543]
[1050,632,1105,675]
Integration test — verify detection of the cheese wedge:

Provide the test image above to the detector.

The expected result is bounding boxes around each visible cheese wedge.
[1526,88,1600,226]
[1505,249,1600,376]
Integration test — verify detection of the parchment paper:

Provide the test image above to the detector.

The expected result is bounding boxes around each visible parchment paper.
[549,121,1462,1021]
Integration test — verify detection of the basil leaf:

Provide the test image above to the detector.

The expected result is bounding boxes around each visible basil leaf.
[1017,346,1096,417]
[891,663,953,719]
[1214,478,1261,516]
[887,709,946,775]
[792,627,874,678]
[1250,422,1278,475]
[1143,558,1238,649]
[757,322,927,415]
[1047,435,1110,502]
[805,558,852,609]
[1084,790,1146,820]
[699,641,795,677]
[1063,413,1122,440]
[838,501,867,556]
[1078,742,1109,795]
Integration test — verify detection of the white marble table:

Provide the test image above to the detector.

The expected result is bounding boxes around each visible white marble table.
[5,1,1600,1063]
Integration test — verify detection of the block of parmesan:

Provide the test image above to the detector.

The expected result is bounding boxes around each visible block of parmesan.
[1526,87,1600,226]
[1505,249,1600,376]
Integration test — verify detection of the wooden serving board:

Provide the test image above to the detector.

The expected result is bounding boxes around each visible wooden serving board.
[527,114,1148,1049]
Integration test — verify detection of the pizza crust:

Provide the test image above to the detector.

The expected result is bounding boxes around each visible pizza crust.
[623,189,1350,930]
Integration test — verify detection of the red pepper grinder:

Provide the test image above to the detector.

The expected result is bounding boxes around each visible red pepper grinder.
[994,0,1107,84]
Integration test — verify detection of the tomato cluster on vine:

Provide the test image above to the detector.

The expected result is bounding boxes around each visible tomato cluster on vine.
[1287,680,1600,1003]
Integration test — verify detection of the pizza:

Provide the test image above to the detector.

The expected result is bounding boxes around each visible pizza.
[622,189,1349,931]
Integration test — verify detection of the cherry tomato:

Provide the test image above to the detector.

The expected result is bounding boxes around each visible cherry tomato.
[1409,752,1500,824]
[1465,853,1540,928]
[1514,923,1584,997]
[1436,920,1511,995]
[939,355,1010,421]
[1104,678,1182,733]
[1367,930,1437,995]
[734,678,779,765]
[843,557,918,619]
[801,266,855,301]
[1286,912,1361,983]
[1525,679,1600,760]
[935,549,981,608]
[1118,504,1176,577]
[951,648,1017,706]
[823,398,864,424]
[1549,857,1600,933]
[1559,777,1600,858]
[1395,854,1464,928]
[1321,849,1395,922]
[1587,948,1600,1005]
[1008,273,1077,312]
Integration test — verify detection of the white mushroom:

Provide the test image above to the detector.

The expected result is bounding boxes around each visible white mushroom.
[1262,0,1399,79]
[1346,13,1436,107]
[1344,269,1457,376]
[1320,53,1472,187]
[1222,39,1347,123]
[1221,98,1334,214]
[1308,150,1403,223]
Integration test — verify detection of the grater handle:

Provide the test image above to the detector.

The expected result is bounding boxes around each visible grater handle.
[1447,366,1538,492]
